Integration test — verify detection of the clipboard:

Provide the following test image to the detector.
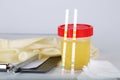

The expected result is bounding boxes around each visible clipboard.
[0,54,39,72]
[0,55,61,73]
[18,56,61,73]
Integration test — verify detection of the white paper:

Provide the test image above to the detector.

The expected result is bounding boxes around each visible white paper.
[77,60,120,80]
[22,58,48,68]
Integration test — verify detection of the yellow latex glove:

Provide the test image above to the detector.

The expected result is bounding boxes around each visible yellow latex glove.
[0,49,19,63]
[0,37,60,63]
[0,37,98,63]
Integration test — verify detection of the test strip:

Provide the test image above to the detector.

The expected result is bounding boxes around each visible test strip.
[61,9,69,71]
[71,9,78,73]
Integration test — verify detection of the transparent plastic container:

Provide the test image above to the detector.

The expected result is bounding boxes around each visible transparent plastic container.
[58,24,93,70]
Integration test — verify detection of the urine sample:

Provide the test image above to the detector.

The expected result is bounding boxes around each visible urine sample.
[58,24,93,70]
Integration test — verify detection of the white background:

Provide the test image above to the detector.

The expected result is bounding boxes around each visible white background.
[0,0,120,69]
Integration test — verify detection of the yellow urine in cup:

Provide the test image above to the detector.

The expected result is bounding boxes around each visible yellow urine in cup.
[61,38,90,70]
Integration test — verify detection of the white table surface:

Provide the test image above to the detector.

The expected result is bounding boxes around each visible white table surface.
[0,34,120,80]
[0,59,120,80]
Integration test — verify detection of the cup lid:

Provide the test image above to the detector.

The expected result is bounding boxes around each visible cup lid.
[58,24,93,38]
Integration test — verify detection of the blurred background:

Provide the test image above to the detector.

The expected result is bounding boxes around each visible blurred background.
[0,0,120,69]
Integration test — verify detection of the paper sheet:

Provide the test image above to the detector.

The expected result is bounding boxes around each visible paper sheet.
[21,58,48,68]
[77,60,120,80]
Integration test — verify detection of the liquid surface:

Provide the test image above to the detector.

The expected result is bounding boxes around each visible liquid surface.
[61,38,90,70]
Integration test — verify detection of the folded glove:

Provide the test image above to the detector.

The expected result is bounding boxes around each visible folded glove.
[0,37,98,63]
